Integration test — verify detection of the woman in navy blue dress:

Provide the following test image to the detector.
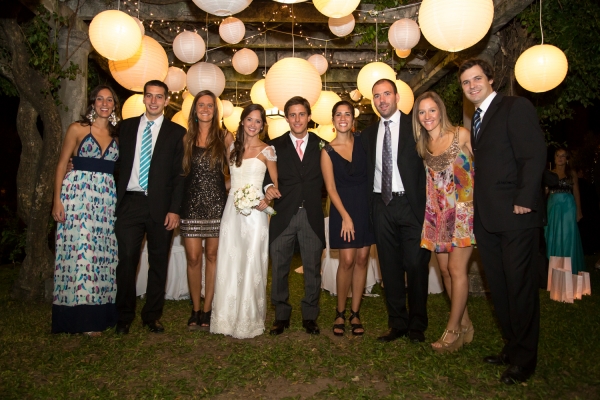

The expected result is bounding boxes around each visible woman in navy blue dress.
[321,100,375,336]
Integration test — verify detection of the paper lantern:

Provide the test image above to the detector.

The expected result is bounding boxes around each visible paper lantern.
[267,117,290,139]
[172,111,188,129]
[109,36,169,92]
[250,79,273,109]
[395,49,411,58]
[132,17,145,36]
[219,17,245,44]
[221,99,234,118]
[419,0,494,52]
[89,10,142,61]
[388,19,420,51]
[328,15,355,37]
[173,31,206,64]
[357,62,396,100]
[232,48,259,75]
[349,89,361,102]
[121,94,146,119]
[311,91,342,125]
[354,108,360,118]
[164,67,187,92]
[187,62,226,97]
[515,44,568,93]
[181,95,194,119]
[191,0,252,17]
[273,0,308,3]
[314,0,360,19]
[182,90,191,100]
[396,79,414,114]
[223,106,243,133]
[315,124,336,141]
[308,54,329,75]
[265,58,322,110]
[216,97,224,121]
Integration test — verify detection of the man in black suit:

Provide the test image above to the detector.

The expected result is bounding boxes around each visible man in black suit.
[361,79,431,343]
[459,59,546,384]
[114,80,186,334]
[264,96,325,335]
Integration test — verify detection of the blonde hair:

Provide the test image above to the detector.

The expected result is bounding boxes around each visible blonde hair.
[412,91,455,158]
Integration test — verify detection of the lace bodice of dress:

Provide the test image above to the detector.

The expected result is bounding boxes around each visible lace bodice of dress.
[548,176,573,194]
[229,145,276,193]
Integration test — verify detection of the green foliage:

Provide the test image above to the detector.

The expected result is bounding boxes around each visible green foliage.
[432,73,463,126]
[0,75,18,97]
[0,207,26,264]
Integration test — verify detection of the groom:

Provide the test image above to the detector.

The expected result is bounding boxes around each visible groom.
[264,96,325,335]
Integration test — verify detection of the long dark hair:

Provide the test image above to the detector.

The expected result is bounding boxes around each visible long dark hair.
[183,90,227,175]
[230,104,267,167]
[78,85,121,137]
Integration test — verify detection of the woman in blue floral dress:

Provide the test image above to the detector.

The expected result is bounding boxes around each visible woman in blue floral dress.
[51,85,120,335]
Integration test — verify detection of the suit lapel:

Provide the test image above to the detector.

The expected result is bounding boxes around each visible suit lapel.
[368,123,378,167]
[123,117,141,180]
[478,94,503,142]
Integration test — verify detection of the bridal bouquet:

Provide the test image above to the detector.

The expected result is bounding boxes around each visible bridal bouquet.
[233,184,276,216]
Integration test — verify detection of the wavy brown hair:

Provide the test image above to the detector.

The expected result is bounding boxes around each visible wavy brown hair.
[412,91,455,158]
[183,90,227,175]
[230,104,267,167]
[78,85,121,137]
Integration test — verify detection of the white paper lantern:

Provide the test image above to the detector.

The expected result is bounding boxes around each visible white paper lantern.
[273,0,308,3]
[395,49,411,58]
[221,99,234,118]
[181,95,194,120]
[187,62,226,97]
[265,58,322,110]
[121,94,146,119]
[191,0,252,17]
[250,79,273,109]
[164,67,187,92]
[396,79,414,114]
[328,15,355,37]
[223,106,244,133]
[267,117,290,139]
[515,44,568,93]
[357,62,396,100]
[173,31,206,64]
[109,36,169,92]
[315,124,336,141]
[131,17,145,36]
[182,90,191,100]
[232,48,259,75]
[172,111,188,129]
[314,0,360,19]
[349,89,361,102]
[216,97,224,121]
[388,19,420,51]
[354,108,360,118]
[311,91,342,125]
[219,17,245,44]
[419,0,494,52]
[308,54,329,75]
[89,10,142,61]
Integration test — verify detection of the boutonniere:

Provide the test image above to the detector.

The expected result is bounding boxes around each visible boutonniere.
[318,140,326,150]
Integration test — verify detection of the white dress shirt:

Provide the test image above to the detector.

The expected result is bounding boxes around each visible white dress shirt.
[127,114,165,192]
[374,110,405,193]
[289,131,309,155]
[478,91,497,121]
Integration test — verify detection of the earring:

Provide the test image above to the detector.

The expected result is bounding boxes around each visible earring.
[108,111,120,126]
[86,108,97,124]
[351,126,356,133]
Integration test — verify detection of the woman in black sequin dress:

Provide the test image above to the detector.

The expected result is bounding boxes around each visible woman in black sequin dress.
[180,90,233,330]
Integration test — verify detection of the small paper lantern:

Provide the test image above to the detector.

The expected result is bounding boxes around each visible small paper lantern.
[315,124,336,141]
[354,108,360,118]
[308,54,329,75]
[172,111,188,129]
[388,19,420,51]
[232,48,259,75]
[314,0,360,19]
[121,94,146,119]
[265,58,322,110]
[219,17,245,44]
[187,62,226,97]
[164,67,187,92]
[396,79,414,114]
[221,99,234,118]
[349,89,361,102]
[191,0,252,17]
[311,91,342,125]
[250,79,274,109]
[182,90,191,100]
[515,44,568,93]
[131,17,145,36]
[216,97,224,121]
[173,31,206,64]
[395,49,411,58]
[357,62,396,100]
[328,15,355,37]
[223,106,243,133]
[109,35,169,92]
[267,117,290,139]
[89,10,142,61]
[419,0,494,52]
[181,95,194,119]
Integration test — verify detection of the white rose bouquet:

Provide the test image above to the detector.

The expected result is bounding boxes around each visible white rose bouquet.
[233,184,276,216]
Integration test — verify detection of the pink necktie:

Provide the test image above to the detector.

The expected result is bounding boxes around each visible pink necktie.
[296,139,304,161]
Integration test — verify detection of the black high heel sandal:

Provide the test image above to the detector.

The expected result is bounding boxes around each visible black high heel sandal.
[187,309,202,331]
[333,309,346,336]
[349,310,364,336]
[199,310,211,331]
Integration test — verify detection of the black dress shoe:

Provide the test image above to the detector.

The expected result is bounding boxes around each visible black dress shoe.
[483,353,510,365]
[269,319,290,336]
[500,365,534,385]
[302,319,320,335]
[377,328,408,342]
[143,320,165,333]
[408,330,425,343]
[116,321,130,334]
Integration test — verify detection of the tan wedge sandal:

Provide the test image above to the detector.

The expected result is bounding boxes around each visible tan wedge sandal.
[431,329,464,354]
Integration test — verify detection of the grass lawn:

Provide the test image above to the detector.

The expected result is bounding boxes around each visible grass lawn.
[1,255,599,399]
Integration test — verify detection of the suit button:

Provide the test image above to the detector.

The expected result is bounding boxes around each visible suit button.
[473,148,477,151]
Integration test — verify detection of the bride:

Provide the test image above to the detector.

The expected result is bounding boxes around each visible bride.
[210,104,278,339]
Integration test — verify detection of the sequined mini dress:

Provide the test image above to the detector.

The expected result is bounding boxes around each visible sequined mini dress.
[180,145,227,237]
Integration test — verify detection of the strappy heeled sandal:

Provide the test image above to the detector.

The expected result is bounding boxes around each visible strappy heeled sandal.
[333,309,346,336]
[187,309,202,331]
[431,329,464,354]
[349,310,364,336]
[461,322,475,344]
[198,310,211,331]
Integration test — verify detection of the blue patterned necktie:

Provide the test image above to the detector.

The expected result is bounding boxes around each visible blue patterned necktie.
[382,120,393,205]
[472,108,482,141]
[139,120,154,192]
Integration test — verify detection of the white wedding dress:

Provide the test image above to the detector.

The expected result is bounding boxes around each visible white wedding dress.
[210,146,276,338]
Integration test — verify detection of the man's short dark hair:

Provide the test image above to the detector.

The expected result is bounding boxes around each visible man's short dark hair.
[458,58,494,82]
[372,78,398,94]
[144,80,169,97]
[284,96,311,117]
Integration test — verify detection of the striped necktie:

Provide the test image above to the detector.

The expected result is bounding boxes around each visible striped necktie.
[139,120,154,192]
[381,120,393,205]
[472,108,482,141]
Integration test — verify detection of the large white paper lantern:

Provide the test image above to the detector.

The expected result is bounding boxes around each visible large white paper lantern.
[164,67,187,92]
[328,15,355,37]
[267,117,290,139]
[273,0,308,3]
[265,58,322,110]
[173,31,206,64]
[315,124,336,141]
[172,111,188,129]
[349,89,361,102]
[311,91,341,125]
[121,94,146,119]
[308,54,329,75]
[216,97,224,121]
[223,106,243,133]
[395,49,411,58]
[221,99,234,118]
[250,79,273,109]
[181,95,194,119]
[187,62,226,97]
[192,0,252,17]
[182,90,191,100]
[131,17,145,36]
[219,17,245,44]
[396,79,414,114]
[109,36,169,92]
[357,62,396,100]
[388,19,420,51]
[89,10,142,61]
[314,0,360,19]
[232,48,259,75]
[515,44,568,93]
[419,0,494,52]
